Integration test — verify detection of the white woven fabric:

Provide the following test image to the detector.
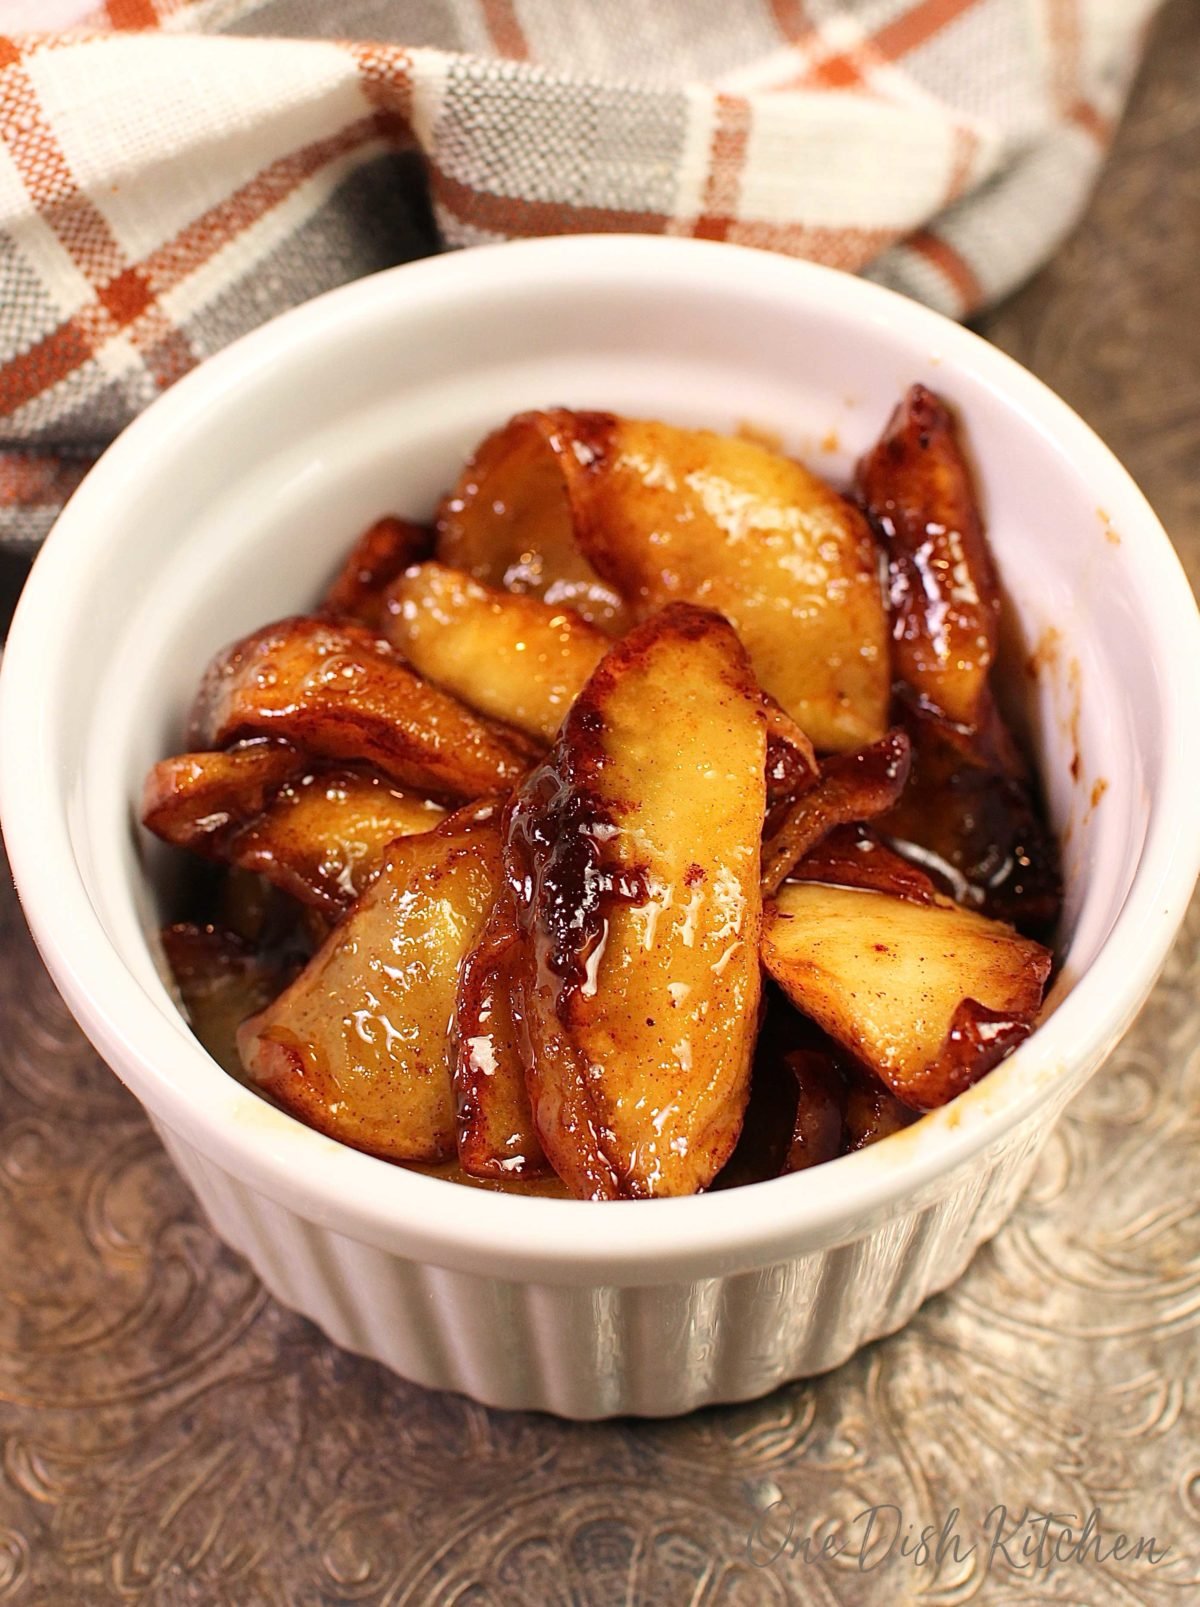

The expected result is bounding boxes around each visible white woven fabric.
[0,0,1161,544]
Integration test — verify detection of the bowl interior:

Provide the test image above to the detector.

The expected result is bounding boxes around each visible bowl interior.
[5,238,1193,1277]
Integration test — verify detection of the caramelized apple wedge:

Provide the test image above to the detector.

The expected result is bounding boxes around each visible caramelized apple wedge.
[761,882,1051,1110]
[762,696,819,827]
[320,514,433,629]
[142,740,303,852]
[143,744,445,915]
[857,387,1061,936]
[384,561,607,743]
[439,409,890,750]
[782,1042,917,1165]
[437,411,632,632]
[189,616,535,800]
[454,892,547,1180]
[761,730,911,895]
[215,866,285,947]
[857,384,1000,731]
[228,770,445,914]
[238,804,503,1162]
[717,1005,916,1185]
[714,1011,805,1189]
[576,417,889,750]
[506,603,767,1199]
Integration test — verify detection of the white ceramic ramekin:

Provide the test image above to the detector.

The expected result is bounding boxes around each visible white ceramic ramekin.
[2,237,1197,1418]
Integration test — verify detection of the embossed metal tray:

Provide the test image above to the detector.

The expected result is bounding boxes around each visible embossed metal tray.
[1,4,1197,1599]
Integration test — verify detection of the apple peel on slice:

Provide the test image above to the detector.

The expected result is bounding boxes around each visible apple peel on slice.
[161,922,299,1079]
[144,744,446,915]
[761,729,911,895]
[857,383,1000,732]
[436,410,631,633]
[320,514,433,630]
[142,740,303,852]
[227,770,445,915]
[454,891,547,1180]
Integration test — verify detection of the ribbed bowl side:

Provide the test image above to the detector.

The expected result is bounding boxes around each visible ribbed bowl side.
[151,1094,1068,1420]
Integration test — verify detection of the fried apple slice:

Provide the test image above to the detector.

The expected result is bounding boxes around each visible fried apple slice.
[228,770,445,915]
[857,384,1000,731]
[189,616,535,801]
[761,882,1051,1110]
[454,892,547,1180]
[383,561,607,743]
[717,1007,915,1184]
[714,1030,803,1189]
[161,923,297,1078]
[506,603,767,1199]
[715,998,839,1187]
[320,515,433,629]
[857,388,1062,936]
[763,695,819,827]
[761,730,910,895]
[437,411,632,632]
[143,743,446,915]
[238,804,503,1163]
[574,417,889,750]
[439,410,890,750]
[142,740,303,852]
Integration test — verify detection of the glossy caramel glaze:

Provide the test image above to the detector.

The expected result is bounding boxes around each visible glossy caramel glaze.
[573,416,890,751]
[151,393,1063,1198]
[227,771,445,916]
[843,1074,915,1151]
[189,615,537,801]
[857,383,1000,731]
[856,383,1062,941]
[762,695,819,831]
[761,729,911,896]
[782,1048,848,1173]
[454,890,548,1180]
[144,746,446,916]
[142,740,304,852]
[505,603,767,1199]
[440,409,890,751]
[880,704,1062,942]
[716,999,916,1187]
[786,824,940,906]
[237,804,504,1163]
[763,881,1051,1110]
[436,410,631,633]
[161,922,302,1078]
[383,560,607,744]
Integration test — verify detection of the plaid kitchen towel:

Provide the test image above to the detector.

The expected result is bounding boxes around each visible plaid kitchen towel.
[0,0,1162,548]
